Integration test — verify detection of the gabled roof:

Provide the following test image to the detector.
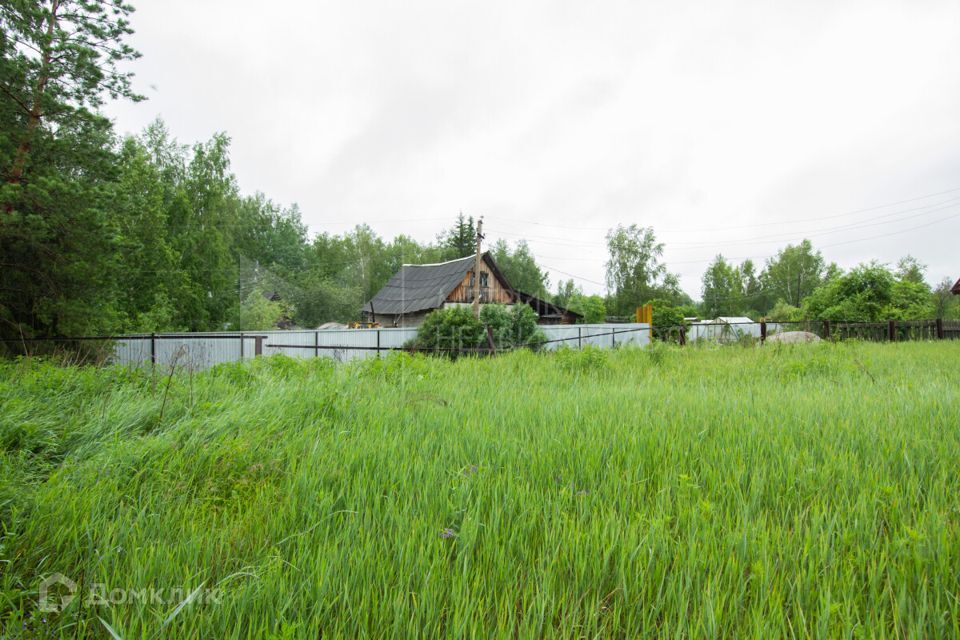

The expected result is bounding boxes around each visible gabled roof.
[363,252,512,316]
[515,290,582,319]
[952,278,960,295]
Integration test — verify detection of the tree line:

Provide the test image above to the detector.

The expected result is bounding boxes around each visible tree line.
[2,1,957,340]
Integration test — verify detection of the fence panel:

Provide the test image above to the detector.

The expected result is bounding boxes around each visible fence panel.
[4,315,955,368]
[101,323,652,368]
[262,330,318,359]
[540,324,650,350]
[314,329,385,361]
[112,334,248,370]
[943,320,960,340]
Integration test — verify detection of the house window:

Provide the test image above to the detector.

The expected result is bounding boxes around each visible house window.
[470,272,490,287]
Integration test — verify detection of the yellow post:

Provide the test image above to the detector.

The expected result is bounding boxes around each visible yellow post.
[635,303,653,339]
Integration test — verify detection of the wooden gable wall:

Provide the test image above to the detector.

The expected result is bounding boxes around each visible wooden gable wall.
[446,256,515,304]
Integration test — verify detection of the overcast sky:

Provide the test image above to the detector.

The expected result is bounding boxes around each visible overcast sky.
[105,0,960,297]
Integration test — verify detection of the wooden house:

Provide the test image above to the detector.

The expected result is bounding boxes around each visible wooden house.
[952,278,960,295]
[362,252,581,327]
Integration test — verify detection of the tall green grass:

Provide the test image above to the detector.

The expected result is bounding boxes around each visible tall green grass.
[1,341,958,638]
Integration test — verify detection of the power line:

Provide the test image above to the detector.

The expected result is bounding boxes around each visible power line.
[539,262,782,307]
[657,198,960,248]
[485,196,960,250]
[484,184,960,234]
[532,209,960,289]
[538,263,606,287]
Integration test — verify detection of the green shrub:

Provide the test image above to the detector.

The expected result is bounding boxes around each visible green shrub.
[412,306,486,354]
[480,304,546,350]
[413,305,546,355]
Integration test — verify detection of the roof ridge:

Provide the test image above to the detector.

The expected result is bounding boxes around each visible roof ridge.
[401,253,485,268]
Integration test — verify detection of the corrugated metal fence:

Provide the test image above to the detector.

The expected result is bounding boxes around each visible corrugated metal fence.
[111,324,652,369]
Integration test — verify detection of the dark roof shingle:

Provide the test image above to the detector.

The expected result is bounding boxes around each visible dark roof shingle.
[363,255,476,315]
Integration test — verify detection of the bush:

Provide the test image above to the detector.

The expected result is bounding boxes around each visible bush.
[767,300,803,322]
[412,305,547,355]
[481,304,546,350]
[801,262,934,322]
[645,298,685,331]
[412,307,486,354]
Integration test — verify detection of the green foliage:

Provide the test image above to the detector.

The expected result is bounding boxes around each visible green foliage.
[0,0,143,337]
[645,298,685,330]
[490,239,549,297]
[437,212,476,259]
[933,278,960,320]
[553,280,606,323]
[644,338,674,365]
[412,306,486,353]
[698,255,766,318]
[895,255,927,284]
[889,279,935,320]
[700,255,743,317]
[285,277,360,329]
[480,303,546,349]
[228,290,289,331]
[802,261,934,321]
[604,225,682,316]
[1,10,497,339]
[802,263,893,321]
[414,304,546,353]
[553,279,580,308]
[554,344,610,374]
[2,0,950,344]
[2,343,960,636]
[766,300,803,322]
[578,295,606,323]
[760,239,827,310]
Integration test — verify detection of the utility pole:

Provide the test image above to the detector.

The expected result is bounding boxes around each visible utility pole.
[473,216,484,319]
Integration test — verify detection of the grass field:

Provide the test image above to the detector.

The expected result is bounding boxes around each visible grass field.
[1,341,959,638]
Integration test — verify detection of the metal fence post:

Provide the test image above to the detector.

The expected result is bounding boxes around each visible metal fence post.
[150,332,156,370]
[376,329,381,359]
[936,318,944,340]
[888,319,896,342]
[578,327,582,349]
[254,336,264,356]
[315,330,319,358]
[611,327,615,347]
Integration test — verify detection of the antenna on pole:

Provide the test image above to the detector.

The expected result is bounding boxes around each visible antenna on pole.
[473,216,485,319]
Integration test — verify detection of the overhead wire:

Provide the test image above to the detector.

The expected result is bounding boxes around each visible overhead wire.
[482,185,960,233]
[530,208,960,292]
[484,196,960,251]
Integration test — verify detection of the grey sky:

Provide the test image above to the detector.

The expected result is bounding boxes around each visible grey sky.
[106,0,960,297]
